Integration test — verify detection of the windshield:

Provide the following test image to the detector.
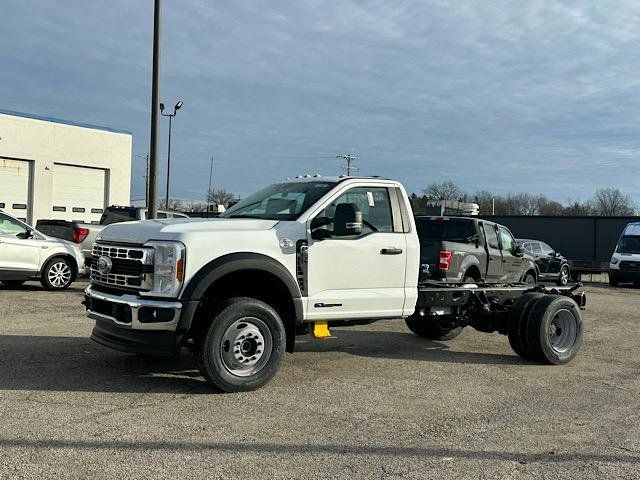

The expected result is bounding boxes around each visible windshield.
[618,236,640,254]
[220,181,338,220]
[415,218,476,242]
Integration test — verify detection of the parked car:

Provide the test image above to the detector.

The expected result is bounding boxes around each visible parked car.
[609,222,640,287]
[414,216,539,285]
[517,239,570,286]
[0,211,85,290]
[36,206,189,260]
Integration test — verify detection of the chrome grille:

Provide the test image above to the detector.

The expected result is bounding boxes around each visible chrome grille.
[90,243,154,290]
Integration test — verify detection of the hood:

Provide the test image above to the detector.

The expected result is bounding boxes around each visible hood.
[97,218,279,245]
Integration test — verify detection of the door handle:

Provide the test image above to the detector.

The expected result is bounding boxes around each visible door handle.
[380,248,402,255]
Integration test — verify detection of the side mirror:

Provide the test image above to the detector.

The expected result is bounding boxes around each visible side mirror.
[513,245,524,257]
[16,229,31,240]
[333,203,363,237]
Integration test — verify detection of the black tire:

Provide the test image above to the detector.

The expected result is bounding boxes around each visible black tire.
[40,257,75,290]
[194,297,286,392]
[507,292,545,360]
[522,272,537,287]
[556,265,570,286]
[405,314,463,341]
[463,275,478,284]
[1,280,26,289]
[609,275,619,287]
[525,295,583,365]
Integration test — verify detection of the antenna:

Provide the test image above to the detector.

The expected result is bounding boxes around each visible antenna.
[336,154,359,176]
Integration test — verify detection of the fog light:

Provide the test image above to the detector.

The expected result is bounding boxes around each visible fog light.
[138,307,175,323]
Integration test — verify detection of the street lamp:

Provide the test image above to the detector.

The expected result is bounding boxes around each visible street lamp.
[160,100,183,209]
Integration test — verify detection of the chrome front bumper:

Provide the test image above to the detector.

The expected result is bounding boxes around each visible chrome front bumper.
[84,285,183,332]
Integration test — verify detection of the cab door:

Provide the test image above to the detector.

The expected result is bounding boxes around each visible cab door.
[304,186,407,320]
[0,213,40,277]
[498,226,524,282]
[480,222,502,281]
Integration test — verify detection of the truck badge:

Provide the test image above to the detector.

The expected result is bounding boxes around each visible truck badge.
[97,256,113,275]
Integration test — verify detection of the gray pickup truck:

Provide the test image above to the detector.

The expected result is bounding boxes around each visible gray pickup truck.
[415,216,538,285]
[37,206,188,260]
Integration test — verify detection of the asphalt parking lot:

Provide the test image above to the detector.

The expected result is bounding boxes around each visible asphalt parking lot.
[0,281,639,479]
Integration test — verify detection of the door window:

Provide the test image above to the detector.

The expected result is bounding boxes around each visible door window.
[531,242,542,255]
[483,224,499,249]
[314,187,393,236]
[0,213,28,237]
[498,227,516,253]
[540,242,554,255]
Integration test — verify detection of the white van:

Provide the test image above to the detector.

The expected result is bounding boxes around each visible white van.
[609,222,640,286]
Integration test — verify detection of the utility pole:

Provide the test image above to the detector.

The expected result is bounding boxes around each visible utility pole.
[336,154,359,176]
[134,153,150,205]
[207,155,214,215]
[207,155,214,202]
[147,0,162,218]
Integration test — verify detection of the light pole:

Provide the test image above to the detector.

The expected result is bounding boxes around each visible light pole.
[148,0,162,219]
[160,100,183,209]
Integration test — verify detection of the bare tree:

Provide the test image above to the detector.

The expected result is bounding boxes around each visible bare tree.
[207,188,236,207]
[592,187,635,216]
[563,200,595,216]
[422,181,465,201]
[158,198,183,211]
[536,197,564,216]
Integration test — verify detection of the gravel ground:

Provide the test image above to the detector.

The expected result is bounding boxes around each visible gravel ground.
[0,280,638,479]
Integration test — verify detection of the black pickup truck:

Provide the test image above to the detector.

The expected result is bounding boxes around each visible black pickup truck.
[415,216,538,285]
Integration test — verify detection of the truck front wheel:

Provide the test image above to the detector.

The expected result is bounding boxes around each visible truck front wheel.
[195,297,286,392]
[405,314,462,341]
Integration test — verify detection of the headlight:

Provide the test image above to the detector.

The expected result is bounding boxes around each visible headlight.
[610,256,619,265]
[142,241,185,297]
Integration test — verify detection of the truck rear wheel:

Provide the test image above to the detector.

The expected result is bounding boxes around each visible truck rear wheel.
[507,292,545,360]
[195,297,286,392]
[405,314,462,341]
[524,295,583,364]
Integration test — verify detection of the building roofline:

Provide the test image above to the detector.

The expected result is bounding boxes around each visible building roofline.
[0,108,132,135]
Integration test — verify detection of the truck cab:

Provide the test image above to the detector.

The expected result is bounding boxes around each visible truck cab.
[84,176,420,391]
[609,222,640,286]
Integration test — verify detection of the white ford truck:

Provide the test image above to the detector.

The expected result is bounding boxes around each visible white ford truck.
[84,176,586,392]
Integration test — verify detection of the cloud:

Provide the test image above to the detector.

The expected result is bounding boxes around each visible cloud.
[2,0,640,205]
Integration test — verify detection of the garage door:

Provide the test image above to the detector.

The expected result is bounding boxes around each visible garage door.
[0,158,31,222]
[52,164,107,223]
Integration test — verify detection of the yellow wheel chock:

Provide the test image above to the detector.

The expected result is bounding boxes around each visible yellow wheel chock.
[312,320,332,339]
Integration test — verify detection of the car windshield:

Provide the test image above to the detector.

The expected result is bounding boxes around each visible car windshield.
[618,236,640,254]
[220,181,338,220]
[415,218,476,242]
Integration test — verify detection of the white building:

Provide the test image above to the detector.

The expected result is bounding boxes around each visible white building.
[0,109,132,225]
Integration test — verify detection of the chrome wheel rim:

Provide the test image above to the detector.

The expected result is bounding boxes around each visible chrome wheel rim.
[220,317,272,377]
[525,275,536,286]
[549,308,578,353]
[48,262,72,288]
[559,268,569,285]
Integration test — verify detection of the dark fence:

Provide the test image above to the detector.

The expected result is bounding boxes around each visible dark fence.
[480,216,640,267]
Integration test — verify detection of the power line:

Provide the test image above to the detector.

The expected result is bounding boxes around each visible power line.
[336,154,359,176]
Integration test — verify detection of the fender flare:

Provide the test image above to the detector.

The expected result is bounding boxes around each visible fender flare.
[181,252,303,319]
[460,256,482,279]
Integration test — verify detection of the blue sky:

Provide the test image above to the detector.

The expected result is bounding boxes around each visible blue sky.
[2,1,640,204]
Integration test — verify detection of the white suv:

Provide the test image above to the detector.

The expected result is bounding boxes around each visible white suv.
[0,211,85,290]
